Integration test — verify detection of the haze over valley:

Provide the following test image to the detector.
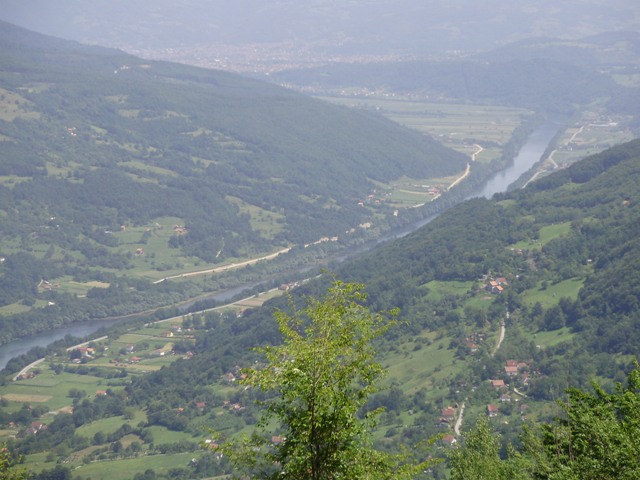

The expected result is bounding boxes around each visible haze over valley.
[0,2,640,479]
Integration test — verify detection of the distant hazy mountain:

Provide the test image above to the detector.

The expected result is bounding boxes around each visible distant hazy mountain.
[1,0,638,55]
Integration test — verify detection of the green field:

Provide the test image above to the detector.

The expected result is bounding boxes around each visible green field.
[422,280,475,302]
[315,95,535,207]
[76,414,145,438]
[318,96,532,159]
[521,277,585,307]
[383,331,459,399]
[527,327,574,349]
[67,452,198,480]
[511,222,572,250]
[4,367,110,410]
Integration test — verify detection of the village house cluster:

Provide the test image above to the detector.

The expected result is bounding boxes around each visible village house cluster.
[484,275,509,294]
[486,359,533,420]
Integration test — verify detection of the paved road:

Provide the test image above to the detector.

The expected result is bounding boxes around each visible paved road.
[454,401,466,436]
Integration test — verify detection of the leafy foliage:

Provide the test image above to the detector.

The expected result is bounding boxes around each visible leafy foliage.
[451,364,640,480]
[0,444,26,480]
[449,417,520,480]
[218,281,434,479]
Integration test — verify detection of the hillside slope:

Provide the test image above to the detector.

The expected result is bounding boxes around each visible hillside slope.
[0,21,467,341]
[3,139,640,479]
[127,139,640,415]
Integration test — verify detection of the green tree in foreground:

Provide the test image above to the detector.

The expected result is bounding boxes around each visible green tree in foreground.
[448,417,521,480]
[533,361,640,480]
[0,444,27,480]
[218,280,435,479]
[450,362,640,480]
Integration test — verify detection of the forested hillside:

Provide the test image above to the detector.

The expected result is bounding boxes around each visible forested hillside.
[128,139,640,398]
[341,139,640,377]
[131,139,640,471]
[0,21,467,344]
[2,137,640,478]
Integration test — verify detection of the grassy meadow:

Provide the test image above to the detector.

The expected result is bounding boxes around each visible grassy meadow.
[317,96,532,159]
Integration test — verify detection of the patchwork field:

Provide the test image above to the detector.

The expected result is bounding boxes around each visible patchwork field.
[318,96,533,159]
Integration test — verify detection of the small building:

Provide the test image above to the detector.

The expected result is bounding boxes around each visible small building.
[441,435,457,447]
[505,366,518,376]
[441,407,456,421]
[26,422,48,435]
[490,379,506,388]
[486,405,499,417]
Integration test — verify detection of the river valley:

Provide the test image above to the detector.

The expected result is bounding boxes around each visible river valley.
[0,121,560,370]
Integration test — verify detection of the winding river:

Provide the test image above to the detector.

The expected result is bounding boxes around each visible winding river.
[0,121,559,371]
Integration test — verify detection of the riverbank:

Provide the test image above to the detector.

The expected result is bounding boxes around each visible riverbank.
[0,121,561,373]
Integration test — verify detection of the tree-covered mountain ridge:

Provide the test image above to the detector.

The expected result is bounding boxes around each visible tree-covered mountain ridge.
[2,140,639,479]
[337,138,640,393]
[127,139,640,448]
[0,21,467,343]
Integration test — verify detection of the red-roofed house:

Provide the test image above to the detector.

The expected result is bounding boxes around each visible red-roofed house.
[441,407,456,421]
[505,366,518,376]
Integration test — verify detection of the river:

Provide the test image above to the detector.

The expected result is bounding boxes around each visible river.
[476,121,559,199]
[0,282,272,371]
[0,121,559,371]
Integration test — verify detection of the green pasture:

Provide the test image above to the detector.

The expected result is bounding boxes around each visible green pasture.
[527,327,574,349]
[317,96,532,152]
[140,354,180,368]
[509,221,572,250]
[50,276,110,296]
[113,333,161,345]
[69,452,198,480]
[521,277,585,307]
[387,189,434,207]
[422,280,475,302]
[376,176,450,207]
[75,412,146,438]
[383,331,459,400]
[4,368,107,410]
[119,160,178,178]
[537,222,572,244]
[227,195,285,239]
[146,425,203,444]
[0,175,31,187]
[463,294,496,310]
[0,301,33,316]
